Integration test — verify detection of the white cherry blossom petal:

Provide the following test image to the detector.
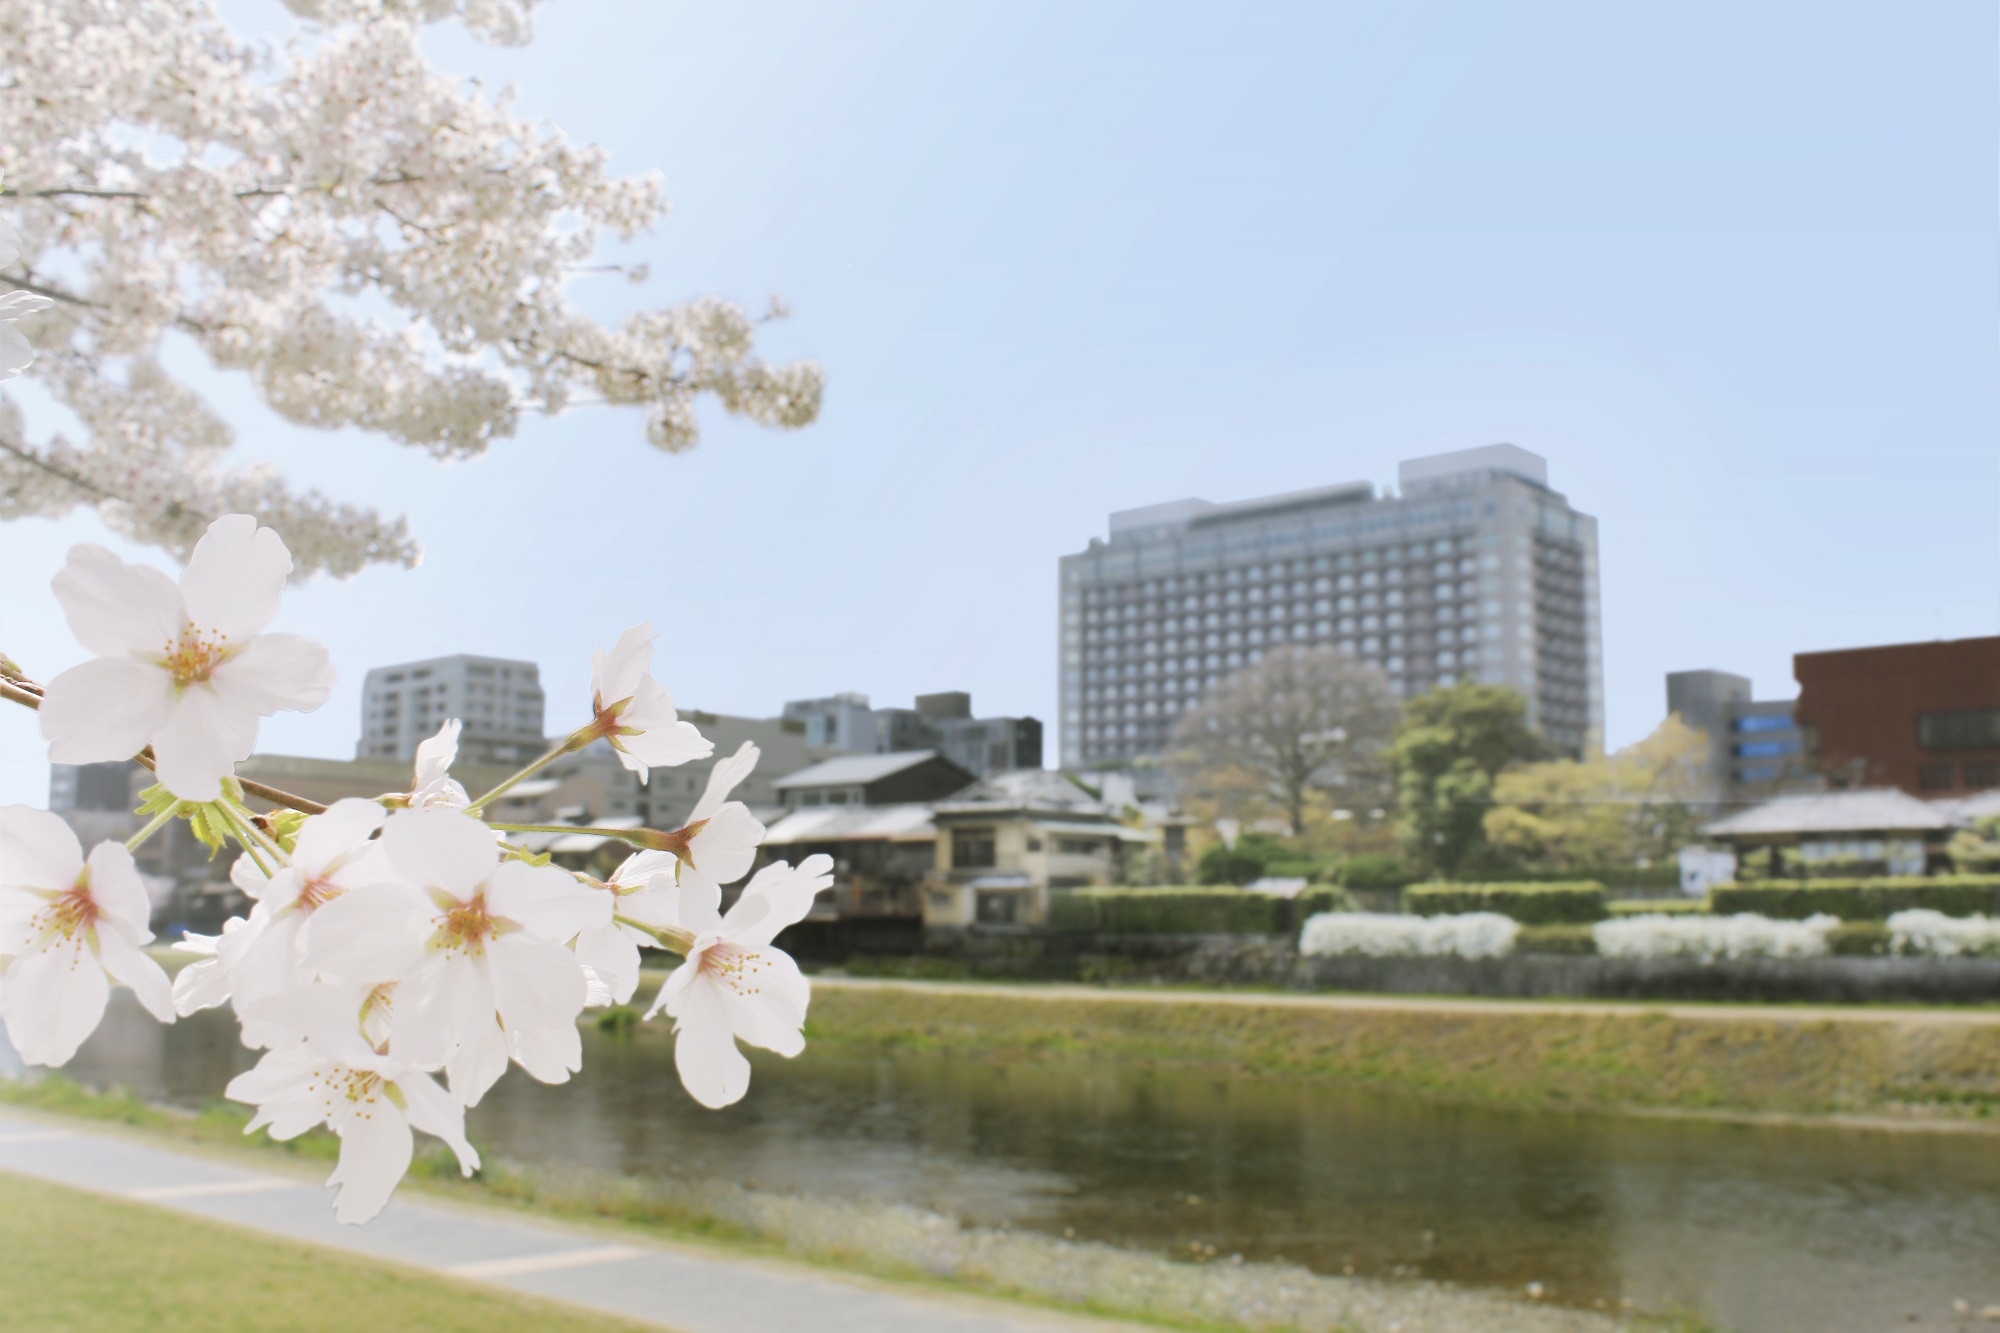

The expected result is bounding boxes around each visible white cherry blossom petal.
[150,686,260,802]
[300,884,429,983]
[669,974,752,1110]
[506,1021,583,1086]
[1,937,110,1068]
[38,658,177,765]
[485,934,587,1036]
[396,1070,479,1175]
[291,799,389,875]
[724,949,810,1059]
[326,1094,415,1226]
[483,860,609,941]
[209,632,337,715]
[49,543,185,659]
[178,513,292,642]
[380,808,499,901]
[0,807,84,897]
[83,841,155,940]
[575,921,641,1006]
[94,926,175,1024]
[726,855,833,950]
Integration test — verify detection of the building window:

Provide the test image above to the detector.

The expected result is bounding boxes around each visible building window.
[1056,837,1100,855]
[1918,709,2000,751]
[1918,762,1954,793]
[1965,761,2000,791]
[1734,714,1795,734]
[974,890,1021,924]
[953,829,997,869]
[1734,739,1799,758]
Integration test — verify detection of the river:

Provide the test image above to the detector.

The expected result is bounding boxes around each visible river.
[34,997,2000,1332]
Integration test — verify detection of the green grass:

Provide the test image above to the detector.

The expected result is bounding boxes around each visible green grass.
[0,1170,650,1332]
[802,983,2000,1121]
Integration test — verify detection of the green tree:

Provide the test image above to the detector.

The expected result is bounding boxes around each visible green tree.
[1391,682,1546,877]
[1483,716,1710,872]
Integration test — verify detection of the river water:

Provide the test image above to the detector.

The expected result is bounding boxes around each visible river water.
[42,997,2000,1332]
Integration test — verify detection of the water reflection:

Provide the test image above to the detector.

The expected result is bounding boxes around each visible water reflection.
[52,997,2000,1332]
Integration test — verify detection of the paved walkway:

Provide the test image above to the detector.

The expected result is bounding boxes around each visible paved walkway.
[815,975,2000,1026]
[0,1108,1149,1333]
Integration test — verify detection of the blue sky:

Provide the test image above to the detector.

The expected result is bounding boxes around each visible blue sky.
[2,0,1994,806]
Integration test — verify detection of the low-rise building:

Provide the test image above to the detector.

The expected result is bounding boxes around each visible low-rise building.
[1700,788,1955,878]
[1794,636,2000,797]
[922,770,1156,930]
[757,803,938,918]
[1665,669,1819,807]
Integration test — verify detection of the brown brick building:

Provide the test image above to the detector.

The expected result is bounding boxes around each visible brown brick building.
[1793,636,2000,796]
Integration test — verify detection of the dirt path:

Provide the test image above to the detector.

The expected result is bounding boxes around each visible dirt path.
[814,975,2000,1027]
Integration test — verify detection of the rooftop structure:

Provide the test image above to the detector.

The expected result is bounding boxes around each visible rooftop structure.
[782,691,1042,777]
[1058,444,1602,767]
[772,751,976,809]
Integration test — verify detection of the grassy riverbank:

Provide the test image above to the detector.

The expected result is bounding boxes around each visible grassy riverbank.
[0,1169,650,1332]
[800,979,2000,1122]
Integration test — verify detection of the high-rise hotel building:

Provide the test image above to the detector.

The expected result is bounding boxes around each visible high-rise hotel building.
[1057,444,1602,768]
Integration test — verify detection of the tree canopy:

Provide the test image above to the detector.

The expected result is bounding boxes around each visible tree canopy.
[0,0,821,577]
[1389,681,1546,877]
[1482,715,1710,873]
[1170,645,1401,836]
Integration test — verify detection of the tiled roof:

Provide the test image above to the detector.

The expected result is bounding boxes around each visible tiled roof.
[1702,788,1952,837]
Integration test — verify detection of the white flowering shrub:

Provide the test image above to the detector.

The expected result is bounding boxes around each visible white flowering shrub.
[1591,913,1839,962]
[1887,910,2000,959]
[0,0,822,577]
[1298,911,1519,960]
[0,514,833,1224]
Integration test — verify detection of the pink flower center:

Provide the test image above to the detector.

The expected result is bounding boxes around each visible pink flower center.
[699,940,771,997]
[433,894,499,958]
[162,623,230,686]
[296,875,341,914]
[30,882,98,946]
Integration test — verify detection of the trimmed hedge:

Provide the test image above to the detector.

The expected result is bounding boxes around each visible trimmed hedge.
[1708,877,2000,922]
[1405,881,1606,925]
[1048,887,1353,935]
[1515,924,1598,955]
[1607,899,1710,917]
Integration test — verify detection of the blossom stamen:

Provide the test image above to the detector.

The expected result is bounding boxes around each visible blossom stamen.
[29,882,99,947]
[161,624,230,687]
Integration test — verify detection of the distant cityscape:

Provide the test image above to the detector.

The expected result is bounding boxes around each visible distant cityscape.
[43,443,2000,934]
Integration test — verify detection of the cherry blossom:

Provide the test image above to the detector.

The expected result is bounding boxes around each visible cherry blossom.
[0,1,821,576]
[406,719,471,810]
[582,623,712,780]
[37,513,336,802]
[0,211,52,379]
[306,808,610,1104]
[572,850,681,1006]
[226,983,478,1225]
[172,799,392,1047]
[670,740,767,886]
[0,806,173,1066]
[646,855,833,1109]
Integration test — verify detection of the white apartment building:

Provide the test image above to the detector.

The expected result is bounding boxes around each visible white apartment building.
[357,654,546,765]
[1057,444,1603,768]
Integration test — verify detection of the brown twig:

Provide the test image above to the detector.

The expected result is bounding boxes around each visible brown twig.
[1,665,328,815]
